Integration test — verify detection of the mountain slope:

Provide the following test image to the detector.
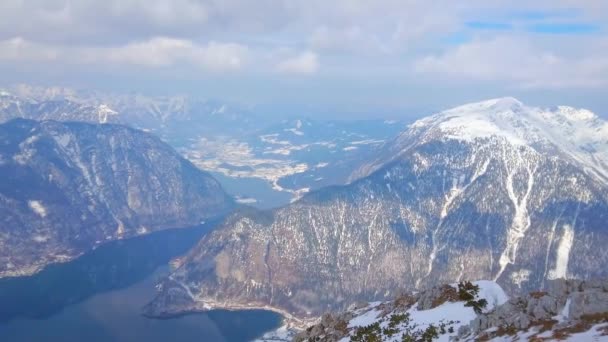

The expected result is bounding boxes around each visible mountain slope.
[0,119,234,278]
[351,97,608,184]
[144,98,608,321]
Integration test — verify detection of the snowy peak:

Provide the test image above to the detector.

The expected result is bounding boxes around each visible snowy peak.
[448,96,524,113]
[416,97,603,144]
[405,98,608,183]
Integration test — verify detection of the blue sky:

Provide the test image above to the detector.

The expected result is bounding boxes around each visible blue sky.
[0,0,607,118]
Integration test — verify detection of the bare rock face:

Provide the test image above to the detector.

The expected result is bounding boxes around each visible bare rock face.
[146,98,608,320]
[459,279,608,340]
[0,119,234,278]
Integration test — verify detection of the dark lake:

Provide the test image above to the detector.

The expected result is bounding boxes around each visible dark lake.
[0,222,283,342]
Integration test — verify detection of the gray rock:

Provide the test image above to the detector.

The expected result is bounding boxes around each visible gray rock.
[459,279,608,340]
[569,290,608,319]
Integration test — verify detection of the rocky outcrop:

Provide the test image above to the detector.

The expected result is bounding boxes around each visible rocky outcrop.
[0,119,234,278]
[459,279,608,341]
[290,279,608,342]
[292,281,507,342]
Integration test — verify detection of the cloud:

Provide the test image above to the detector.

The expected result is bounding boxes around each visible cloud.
[309,26,389,55]
[0,37,60,62]
[0,37,248,72]
[99,38,248,70]
[414,36,608,88]
[1,0,608,105]
[276,51,319,74]
[0,0,290,44]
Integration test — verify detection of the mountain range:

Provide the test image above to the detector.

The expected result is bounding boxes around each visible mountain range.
[143,98,608,323]
[1,86,404,207]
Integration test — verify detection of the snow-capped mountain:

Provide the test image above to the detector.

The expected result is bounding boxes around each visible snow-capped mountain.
[351,97,608,185]
[291,279,608,342]
[143,98,608,323]
[0,90,120,124]
[0,119,234,278]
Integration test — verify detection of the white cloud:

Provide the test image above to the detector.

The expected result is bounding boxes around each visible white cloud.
[414,36,608,89]
[0,37,60,62]
[99,38,248,70]
[0,37,248,72]
[309,26,388,54]
[276,51,319,74]
[1,0,608,101]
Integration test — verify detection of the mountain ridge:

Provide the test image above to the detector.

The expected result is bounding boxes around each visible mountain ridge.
[0,118,234,278]
[351,97,608,184]
[143,98,608,323]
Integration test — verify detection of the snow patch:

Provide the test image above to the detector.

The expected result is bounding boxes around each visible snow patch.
[560,298,571,320]
[28,200,47,218]
[97,104,118,123]
[32,234,50,243]
[510,269,531,288]
[55,133,71,148]
[548,224,575,280]
[236,196,258,204]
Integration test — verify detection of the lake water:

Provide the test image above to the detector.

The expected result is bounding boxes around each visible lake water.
[0,223,282,342]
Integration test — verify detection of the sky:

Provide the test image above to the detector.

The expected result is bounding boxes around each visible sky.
[1,0,607,119]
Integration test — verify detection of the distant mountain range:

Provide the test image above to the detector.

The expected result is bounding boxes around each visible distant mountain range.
[0,118,234,278]
[144,98,608,322]
[1,85,405,207]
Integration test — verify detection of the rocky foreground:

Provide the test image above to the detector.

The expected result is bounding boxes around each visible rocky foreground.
[263,279,608,341]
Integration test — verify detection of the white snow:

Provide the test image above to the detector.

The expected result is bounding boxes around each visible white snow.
[284,120,305,136]
[32,234,50,243]
[55,133,71,148]
[510,269,531,288]
[495,158,535,281]
[560,298,571,320]
[347,308,383,328]
[410,97,608,184]
[28,200,47,218]
[235,196,258,204]
[97,104,118,123]
[285,128,304,136]
[341,281,508,342]
[474,280,509,310]
[565,323,608,341]
[548,224,575,280]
